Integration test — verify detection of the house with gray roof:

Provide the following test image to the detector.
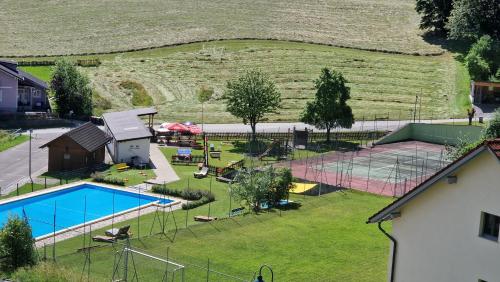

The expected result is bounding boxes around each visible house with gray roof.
[103,108,157,164]
[0,60,50,113]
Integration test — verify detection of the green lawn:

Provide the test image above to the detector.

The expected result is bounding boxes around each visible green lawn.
[0,132,29,152]
[2,0,441,56]
[49,191,392,281]
[21,143,393,281]
[19,66,53,82]
[0,183,48,199]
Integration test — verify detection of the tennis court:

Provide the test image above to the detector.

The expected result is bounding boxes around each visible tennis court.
[288,141,450,197]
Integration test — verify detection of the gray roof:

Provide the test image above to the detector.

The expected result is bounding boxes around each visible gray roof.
[40,122,111,152]
[0,60,48,89]
[103,109,155,141]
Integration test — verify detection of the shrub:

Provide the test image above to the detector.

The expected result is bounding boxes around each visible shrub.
[484,108,500,139]
[11,262,80,282]
[152,185,215,210]
[91,172,125,186]
[0,215,36,272]
[119,80,153,106]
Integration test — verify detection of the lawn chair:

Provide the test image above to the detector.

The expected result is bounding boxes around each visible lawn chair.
[194,166,209,178]
[105,225,131,239]
[116,163,130,171]
[92,225,131,243]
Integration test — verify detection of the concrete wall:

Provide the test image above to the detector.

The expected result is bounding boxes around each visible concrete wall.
[376,123,484,146]
[391,150,500,282]
[113,138,150,164]
[0,71,18,112]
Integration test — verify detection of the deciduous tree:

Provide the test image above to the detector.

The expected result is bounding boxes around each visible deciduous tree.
[51,59,93,117]
[300,68,354,142]
[415,0,453,32]
[224,71,281,141]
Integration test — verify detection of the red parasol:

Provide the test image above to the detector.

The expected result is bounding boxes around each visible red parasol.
[167,122,189,132]
[187,125,202,135]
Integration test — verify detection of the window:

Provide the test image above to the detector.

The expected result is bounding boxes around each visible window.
[32,89,41,98]
[480,212,500,241]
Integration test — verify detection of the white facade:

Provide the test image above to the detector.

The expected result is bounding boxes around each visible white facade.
[389,149,500,282]
[107,138,150,164]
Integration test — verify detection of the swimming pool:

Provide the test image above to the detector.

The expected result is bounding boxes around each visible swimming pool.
[0,183,174,238]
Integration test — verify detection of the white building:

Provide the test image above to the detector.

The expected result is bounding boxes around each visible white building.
[368,139,500,282]
[103,108,156,164]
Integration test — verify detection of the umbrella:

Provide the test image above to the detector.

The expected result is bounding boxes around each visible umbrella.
[156,127,170,134]
[167,122,189,132]
[187,125,202,135]
[159,122,171,128]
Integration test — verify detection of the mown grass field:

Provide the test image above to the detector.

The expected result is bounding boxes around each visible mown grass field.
[2,0,442,56]
[20,40,470,123]
[86,41,467,122]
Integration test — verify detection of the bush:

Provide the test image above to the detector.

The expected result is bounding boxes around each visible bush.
[152,185,215,210]
[91,172,125,186]
[119,80,153,107]
[11,262,80,282]
[0,215,36,272]
[465,36,500,81]
[484,108,500,139]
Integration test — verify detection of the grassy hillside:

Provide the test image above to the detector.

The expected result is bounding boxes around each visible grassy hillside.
[84,40,466,122]
[1,0,442,56]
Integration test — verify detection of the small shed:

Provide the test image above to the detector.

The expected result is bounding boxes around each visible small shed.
[103,108,157,164]
[471,81,500,104]
[40,122,111,172]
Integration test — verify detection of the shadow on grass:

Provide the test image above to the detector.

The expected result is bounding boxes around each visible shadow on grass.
[421,32,473,60]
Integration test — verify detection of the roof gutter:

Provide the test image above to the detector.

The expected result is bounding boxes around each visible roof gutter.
[378,220,397,282]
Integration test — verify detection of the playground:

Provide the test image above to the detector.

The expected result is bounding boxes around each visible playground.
[287,141,450,197]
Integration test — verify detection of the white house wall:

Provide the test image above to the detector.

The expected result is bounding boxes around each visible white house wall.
[115,138,150,164]
[391,150,500,282]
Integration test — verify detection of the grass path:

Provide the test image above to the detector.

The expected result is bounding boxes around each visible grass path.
[2,0,441,56]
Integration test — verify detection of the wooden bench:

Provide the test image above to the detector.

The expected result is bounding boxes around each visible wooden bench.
[194,215,217,222]
[116,163,130,171]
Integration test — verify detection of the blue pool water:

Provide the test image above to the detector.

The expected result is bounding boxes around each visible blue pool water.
[0,183,173,237]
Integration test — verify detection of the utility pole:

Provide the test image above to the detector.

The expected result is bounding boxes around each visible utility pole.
[29,129,33,182]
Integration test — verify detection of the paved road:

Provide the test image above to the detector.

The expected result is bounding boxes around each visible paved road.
[199,118,475,133]
[0,128,72,194]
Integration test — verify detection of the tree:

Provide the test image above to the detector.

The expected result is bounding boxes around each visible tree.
[0,215,36,272]
[484,108,500,139]
[51,59,93,117]
[197,85,214,131]
[415,0,453,32]
[465,35,500,81]
[231,168,273,211]
[224,71,281,141]
[231,167,293,211]
[447,0,500,40]
[300,68,354,142]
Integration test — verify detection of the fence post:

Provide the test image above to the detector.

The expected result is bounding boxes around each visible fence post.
[206,258,210,282]
[16,183,19,196]
[31,181,34,192]
[44,177,47,189]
